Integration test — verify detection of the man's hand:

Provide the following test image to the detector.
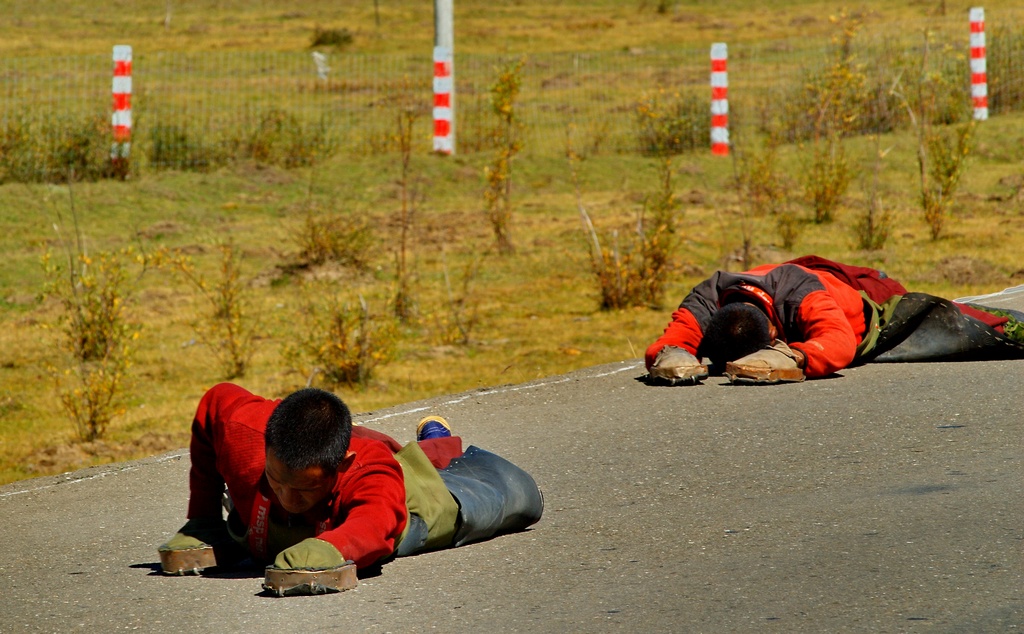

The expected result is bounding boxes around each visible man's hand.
[264,539,356,597]
[158,517,247,575]
[647,345,709,385]
[158,517,230,575]
[272,538,346,571]
[725,340,805,384]
[162,517,229,550]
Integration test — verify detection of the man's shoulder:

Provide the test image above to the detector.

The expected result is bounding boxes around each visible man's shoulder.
[198,383,278,435]
[346,433,403,473]
[349,433,400,457]
[351,426,402,451]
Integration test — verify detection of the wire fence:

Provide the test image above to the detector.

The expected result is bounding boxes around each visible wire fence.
[1,19,1024,180]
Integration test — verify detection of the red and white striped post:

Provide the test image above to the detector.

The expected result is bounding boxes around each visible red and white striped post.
[111,45,132,160]
[433,45,454,154]
[710,42,729,156]
[969,7,988,121]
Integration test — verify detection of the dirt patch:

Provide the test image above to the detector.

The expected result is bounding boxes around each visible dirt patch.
[420,210,490,248]
[255,259,370,287]
[921,256,1009,287]
[671,12,709,26]
[137,220,188,240]
[24,432,183,477]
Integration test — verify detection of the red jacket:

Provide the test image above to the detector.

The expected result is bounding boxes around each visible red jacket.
[187,383,411,568]
[645,263,869,378]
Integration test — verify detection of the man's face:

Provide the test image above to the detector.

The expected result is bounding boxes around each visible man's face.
[264,449,335,515]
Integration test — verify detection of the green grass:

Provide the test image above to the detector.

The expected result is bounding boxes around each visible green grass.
[2,0,1024,484]
[4,1,1023,56]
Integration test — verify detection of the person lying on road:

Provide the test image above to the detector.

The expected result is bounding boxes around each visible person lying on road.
[645,255,1024,385]
[158,383,543,596]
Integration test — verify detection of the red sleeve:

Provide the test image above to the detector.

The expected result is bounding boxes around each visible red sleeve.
[318,438,407,569]
[789,291,858,378]
[645,307,702,369]
[187,383,276,521]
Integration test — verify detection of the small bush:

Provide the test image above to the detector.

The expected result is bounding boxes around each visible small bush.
[635,89,707,156]
[771,26,970,141]
[803,136,853,224]
[889,33,976,241]
[0,115,123,183]
[148,123,224,172]
[988,26,1024,114]
[155,242,259,380]
[0,117,46,183]
[284,292,399,389]
[920,121,975,240]
[430,248,483,345]
[310,26,353,49]
[736,134,800,250]
[484,58,527,256]
[42,247,141,442]
[575,151,680,310]
[737,136,788,218]
[852,136,892,251]
[392,98,422,321]
[231,108,337,168]
[293,206,375,271]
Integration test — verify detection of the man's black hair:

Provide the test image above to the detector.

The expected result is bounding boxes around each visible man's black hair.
[698,302,772,369]
[265,388,352,472]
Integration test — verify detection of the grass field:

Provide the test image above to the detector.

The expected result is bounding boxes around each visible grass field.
[4,1,1016,56]
[2,0,1024,485]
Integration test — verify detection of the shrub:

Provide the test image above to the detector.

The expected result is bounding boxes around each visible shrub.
[852,136,893,251]
[635,89,707,156]
[919,121,975,240]
[803,136,853,224]
[574,144,681,310]
[770,24,970,141]
[431,248,484,345]
[156,242,259,380]
[890,33,976,240]
[310,26,353,49]
[736,135,789,218]
[0,115,122,183]
[42,246,141,442]
[988,26,1024,114]
[293,206,375,271]
[231,108,337,168]
[148,123,224,172]
[284,292,399,389]
[393,100,421,321]
[735,134,800,250]
[484,57,527,256]
[0,117,45,183]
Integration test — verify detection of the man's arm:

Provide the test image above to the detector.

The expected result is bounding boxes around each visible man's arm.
[315,446,407,569]
[788,291,858,377]
[645,307,702,369]
[186,383,270,519]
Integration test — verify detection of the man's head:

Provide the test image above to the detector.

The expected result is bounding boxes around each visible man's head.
[264,388,353,514]
[698,302,774,369]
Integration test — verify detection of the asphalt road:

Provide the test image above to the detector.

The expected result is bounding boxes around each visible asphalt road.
[2,359,1021,633]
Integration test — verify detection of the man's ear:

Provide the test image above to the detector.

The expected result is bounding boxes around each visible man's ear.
[337,451,356,472]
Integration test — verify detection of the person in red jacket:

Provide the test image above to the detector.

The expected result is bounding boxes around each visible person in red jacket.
[645,259,902,384]
[158,383,543,594]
